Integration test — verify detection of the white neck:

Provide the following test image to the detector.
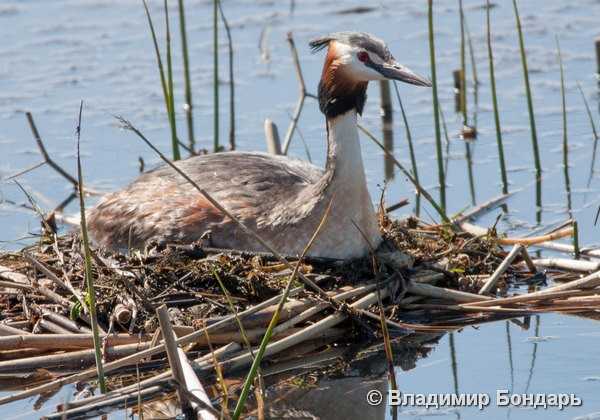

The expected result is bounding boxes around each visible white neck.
[326,110,366,185]
[319,110,382,256]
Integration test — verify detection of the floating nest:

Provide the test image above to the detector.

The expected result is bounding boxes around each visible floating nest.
[0,213,596,419]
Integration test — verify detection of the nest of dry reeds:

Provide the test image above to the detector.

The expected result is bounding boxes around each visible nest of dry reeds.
[0,214,598,419]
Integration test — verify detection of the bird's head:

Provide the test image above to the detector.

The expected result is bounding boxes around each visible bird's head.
[310,32,431,118]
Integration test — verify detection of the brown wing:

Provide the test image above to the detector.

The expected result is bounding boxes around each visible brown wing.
[87,151,322,251]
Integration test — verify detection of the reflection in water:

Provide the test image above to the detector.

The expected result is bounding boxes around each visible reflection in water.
[393,83,420,216]
[535,176,542,225]
[260,333,444,420]
[524,315,541,394]
[505,321,515,392]
[380,80,394,182]
[465,141,476,206]
[449,332,462,420]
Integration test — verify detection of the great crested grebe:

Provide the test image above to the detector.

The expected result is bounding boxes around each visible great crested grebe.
[88,32,431,259]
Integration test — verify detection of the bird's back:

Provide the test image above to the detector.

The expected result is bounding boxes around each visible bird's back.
[88,151,323,252]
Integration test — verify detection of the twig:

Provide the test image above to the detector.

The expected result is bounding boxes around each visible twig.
[3,161,46,181]
[25,113,78,187]
[282,32,308,155]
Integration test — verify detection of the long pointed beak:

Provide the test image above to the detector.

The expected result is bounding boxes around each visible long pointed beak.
[379,61,432,87]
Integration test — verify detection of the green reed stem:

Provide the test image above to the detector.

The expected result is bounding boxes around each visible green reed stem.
[393,82,421,216]
[465,18,478,88]
[142,0,180,161]
[557,37,571,211]
[577,82,600,188]
[217,0,235,150]
[428,0,446,213]
[75,102,106,393]
[512,0,541,180]
[465,16,479,129]
[439,104,451,177]
[164,0,180,160]
[177,0,195,153]
[487,0,508,194]
[577,82,599,141]
[213,0,220,152]
[459,0,467,127]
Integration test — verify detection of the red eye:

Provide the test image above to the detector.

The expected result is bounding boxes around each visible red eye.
[357,51,369,63]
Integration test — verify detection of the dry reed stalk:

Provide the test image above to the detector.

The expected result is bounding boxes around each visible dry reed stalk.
[0,333,149,351]
[520,247,538,273]
[407,281,491,303]
[534,242,600,259]
[460,222,573,245]
[0,342,152,374]
[157,305,194,416]
[527,258,600,272]
[0,265,29,285]
[63,342,241,411]
[0,280,32,291]
[452,192,513,224]
[0,282,311,405]
[176,347,220,419]
[35,318,73,335]
[38,307,92,334]
[282,32,309,155]
[264,118,282,155]
[49,384,170,420]
[0,324,32,337]
[462,289,600,310]
[401,303,529,314]
[479,244,523,295]
[224,287,391,377]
